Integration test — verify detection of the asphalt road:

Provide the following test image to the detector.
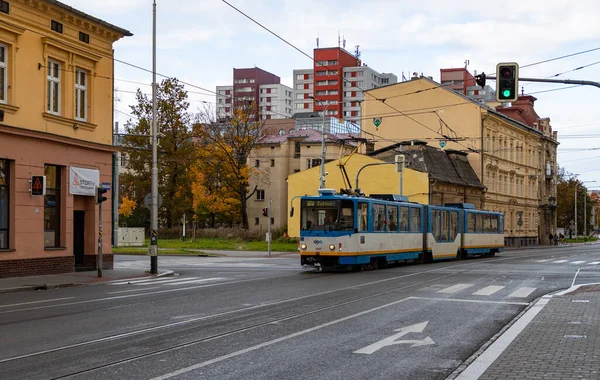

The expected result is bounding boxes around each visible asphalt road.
[1,245,600,380]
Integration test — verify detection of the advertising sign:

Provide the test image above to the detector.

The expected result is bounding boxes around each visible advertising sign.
[69,167,100,196]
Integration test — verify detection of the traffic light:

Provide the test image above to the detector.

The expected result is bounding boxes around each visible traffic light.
[475,72,486,88]
[96,187,108,204]
[496,62,519,102]
[262,208,269,217]
[394,154,405,173]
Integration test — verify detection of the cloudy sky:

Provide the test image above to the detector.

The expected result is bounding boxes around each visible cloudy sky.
[66,0,600,185]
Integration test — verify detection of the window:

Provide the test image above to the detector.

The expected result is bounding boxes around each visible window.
[0,1,9,13]
[400,206,409,231]
[120,152,128,167]
[75,69,87,121]
[255,218,259,225]
[278,129,285,136]
[0,44,6,103]
[0,159,9,249]
[256,189,265,201]
[51,20,63,34]
[270,217,274,225]
[410,208,421,232]
[358,202,368,232]
[432,210,441,241]
[450,212,458,240]
[270,159,275,167]
[387,205,398,232]
[44,165,61,248]
[79,31,90,44]
[374,204,385,231]
[255,159,260,168]
[47,60,60,114]
[442,211,449,241]
[468,213,476,232]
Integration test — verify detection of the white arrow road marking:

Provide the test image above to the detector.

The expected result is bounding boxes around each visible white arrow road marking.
[354,321,435,354]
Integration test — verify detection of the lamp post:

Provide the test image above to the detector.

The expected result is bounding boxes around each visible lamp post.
[309,95,332,189]
[574,179,596,240]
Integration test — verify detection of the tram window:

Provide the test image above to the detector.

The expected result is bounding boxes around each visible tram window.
[499,215,504,233]
[338,200,355,231]
[387,205,398,232]
[468,213,476,233]
[450,212,458,240]
[484,214,492,232]
[374,204,385,231]
[432,210,441,241]
[400,206,409,231]
[491,215,498,233]
[358,202,368,232]
[442,211,449,241]
[410,207,420,232]
[476,214,483,233]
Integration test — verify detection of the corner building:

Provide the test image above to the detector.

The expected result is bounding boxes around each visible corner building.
[0,0,131,277]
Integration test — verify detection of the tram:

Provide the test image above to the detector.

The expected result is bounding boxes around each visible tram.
[298,189,504,270]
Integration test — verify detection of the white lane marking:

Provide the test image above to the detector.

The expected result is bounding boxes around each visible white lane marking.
[588,262,600,265]
[455,297,551,380]
[0,297,75,309]
[437,284,473,294]
[553,260,568,263]
[164,278,226,286]
[473,286,505,296]
[149,297,413,380]
[108,287,161,295]
[535,259,550,262]
[509,287,536,298]
[109,277,197,285]
[354,321,434,354]
[571,261,586,264]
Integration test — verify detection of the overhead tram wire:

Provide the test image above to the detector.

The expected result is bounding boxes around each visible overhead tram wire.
[220,0,476,153]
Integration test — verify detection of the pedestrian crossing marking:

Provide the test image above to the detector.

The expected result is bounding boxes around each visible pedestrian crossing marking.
[438,284,474,294]
[164,277,226,285]
[509,287,536,298]
[571,261,586,264]
[109,276,228,286]
[535,259,550,262]
[473,285,505,296]
[553,260,568,263]
[588,262,600,265]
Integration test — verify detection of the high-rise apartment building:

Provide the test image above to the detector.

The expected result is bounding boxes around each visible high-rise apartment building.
[293,47,397,126]
[216,68,293,121]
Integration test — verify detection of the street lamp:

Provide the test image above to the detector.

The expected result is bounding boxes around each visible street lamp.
[309,95,332,189]
[574,179,596,239]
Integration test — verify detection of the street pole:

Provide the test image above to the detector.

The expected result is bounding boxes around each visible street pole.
[112,122,119,248]
[267,198,271,257]
[584,193,587,239]
[98,202,103,278]
[149,0,158,274]
[320,109,325,189]
[575,184,578,240]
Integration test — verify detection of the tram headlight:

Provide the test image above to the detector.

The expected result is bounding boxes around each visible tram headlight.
[329,244,335,251]
[301,244,307,250]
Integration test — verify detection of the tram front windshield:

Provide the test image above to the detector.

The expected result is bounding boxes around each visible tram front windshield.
[300,199,354,232]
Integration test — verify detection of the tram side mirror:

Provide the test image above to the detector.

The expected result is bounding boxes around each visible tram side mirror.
[290,207,294,217]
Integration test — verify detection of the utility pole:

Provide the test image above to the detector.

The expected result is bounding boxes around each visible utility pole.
[98,201,103,277]
[112,122,119,248]
[149,0,158,274]
[267,198,271,257]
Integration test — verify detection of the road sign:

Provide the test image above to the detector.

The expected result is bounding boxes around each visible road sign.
[373,117,382,127]
[101,182,111,190]
[439,140,446,148]
[144,192,163,209]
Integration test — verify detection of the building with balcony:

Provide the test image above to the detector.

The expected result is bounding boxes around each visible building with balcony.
[293,47,397,125]
[0,1,131,277]
[216,67,293,121]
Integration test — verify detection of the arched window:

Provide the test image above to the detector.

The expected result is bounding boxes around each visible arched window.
[278,129,285,136]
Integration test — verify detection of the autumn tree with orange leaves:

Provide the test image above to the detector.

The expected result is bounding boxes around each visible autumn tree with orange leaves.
[193,102,264,229]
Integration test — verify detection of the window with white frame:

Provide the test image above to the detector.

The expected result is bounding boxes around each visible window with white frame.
[75,69,87,121]
[47,60,61,114]
[256,189,265,200]
[0,44,6,104]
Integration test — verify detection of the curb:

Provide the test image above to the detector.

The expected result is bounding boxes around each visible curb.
[0,270,175,294]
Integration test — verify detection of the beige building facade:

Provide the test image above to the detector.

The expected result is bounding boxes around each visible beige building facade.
[361,78,558,246]
[0,1,130,277]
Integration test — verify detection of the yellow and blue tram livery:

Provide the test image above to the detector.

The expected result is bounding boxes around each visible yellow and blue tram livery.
[298,190,504,270]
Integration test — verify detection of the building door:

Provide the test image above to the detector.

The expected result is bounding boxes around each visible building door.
[73,211,85,266]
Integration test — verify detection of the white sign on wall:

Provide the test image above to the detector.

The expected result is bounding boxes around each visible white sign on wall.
[69,167,100,196]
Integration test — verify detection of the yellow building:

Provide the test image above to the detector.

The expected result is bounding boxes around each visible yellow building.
[0,1,131,277]
[361,77,558,246]
[286,154,429,237]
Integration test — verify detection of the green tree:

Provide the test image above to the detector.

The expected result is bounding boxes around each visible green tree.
[121,78,196,228]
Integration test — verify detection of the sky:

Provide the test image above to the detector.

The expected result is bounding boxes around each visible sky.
[65,0,600,187]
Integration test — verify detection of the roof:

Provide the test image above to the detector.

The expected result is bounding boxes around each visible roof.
[258,128,360,146]
[369,141,485,189]
[48,1,133,37]
[365,76,543,137]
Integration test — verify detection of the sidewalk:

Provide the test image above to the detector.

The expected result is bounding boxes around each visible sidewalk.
[452,284,600,380]
[0,267,173,294]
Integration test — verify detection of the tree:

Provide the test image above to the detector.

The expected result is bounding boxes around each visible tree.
[118,196,137,218]
[190,166,240,227]
[193,102,264,229]
[121,78,197,228]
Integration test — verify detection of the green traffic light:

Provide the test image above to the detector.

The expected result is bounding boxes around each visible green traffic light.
[502,89,512,98]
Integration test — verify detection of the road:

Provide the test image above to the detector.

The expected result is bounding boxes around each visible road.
[1,245,600,380]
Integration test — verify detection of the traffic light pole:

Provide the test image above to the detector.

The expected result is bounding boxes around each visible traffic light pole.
[149,0,158,274]
[267,199,271,257]
[98,201,103,278]
[486,76,600,89]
